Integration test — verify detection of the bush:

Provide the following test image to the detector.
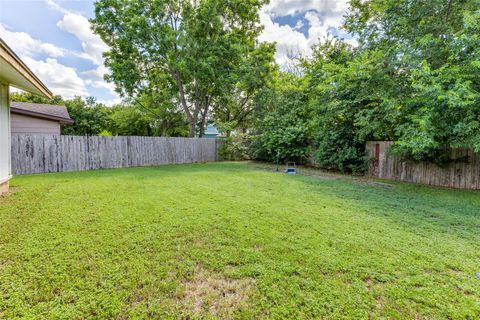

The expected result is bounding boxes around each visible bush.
[219,135,249,161]
[314,128,367,173]
[249,86,313,164]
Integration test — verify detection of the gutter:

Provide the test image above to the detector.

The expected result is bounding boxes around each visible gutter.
[11,107,74,124]
[0,38,52,99]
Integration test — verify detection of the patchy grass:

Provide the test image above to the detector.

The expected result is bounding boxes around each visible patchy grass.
[176,266,254,318]
[0,162,479,319]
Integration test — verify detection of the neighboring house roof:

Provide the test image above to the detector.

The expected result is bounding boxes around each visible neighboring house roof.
[10,101,74,124]
[0,38,52,98]
[205,124,220,136]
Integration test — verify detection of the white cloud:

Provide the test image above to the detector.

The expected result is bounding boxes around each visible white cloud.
[0,22,90,99]
[80,65,109,81]
[305,11,330,42]
[293,19,304,31]
[0,24,65,58]
[45,0,70,15]
[265,0,348,17]
[46,0,110,66]
[89,80,116,92]
[259,11,310,63]
[1,0,121,102]
[23,57,89,98]
[46,0,110,65]
[85,78,117,96]
[57,12,109,65]
[259,1,354,65]
[97,98,123,107]
[45,0,120,102]
[81,65,118,98]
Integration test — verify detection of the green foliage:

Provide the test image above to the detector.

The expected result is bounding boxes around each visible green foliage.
[62,97,111,136]
[250,73,313,164]
[305,41,378,172]
[108,105,151,136]
[212,42,276,138]
[10,92,64,105]
[2,163,480,318]
[133,93,189,137]
[218,134,249,161]
[315,127,367,173]
[267,0,480,171]
[99,130,113,137]
[343,0,480,161]
[92,0,270,137]
[305,38,400,172]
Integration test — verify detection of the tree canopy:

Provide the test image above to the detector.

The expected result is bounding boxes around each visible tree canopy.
[13,0,480,173]
[9,93,188,137]
[92,0,273,137]
[343,0,480,161]
[250,0,480,171]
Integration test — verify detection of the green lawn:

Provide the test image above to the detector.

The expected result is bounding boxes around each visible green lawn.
[0,162,479,319]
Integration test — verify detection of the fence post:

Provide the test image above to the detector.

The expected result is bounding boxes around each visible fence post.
[11,134,221,175]
[365,141,480,190]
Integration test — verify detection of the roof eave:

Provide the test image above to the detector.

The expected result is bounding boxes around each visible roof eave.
[0,38,52,99]
[10,107,73,124]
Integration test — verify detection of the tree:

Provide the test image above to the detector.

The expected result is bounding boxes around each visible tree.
[62,97,111,136]
[305,38,395,172]
[343,0,480,161]
[92,0,269,137]
[211,42,276,137]
[10,92,64,105]
[131,92,189,137]
[248,0,480,171]
[249,72,313,164]
[108,105,151,136]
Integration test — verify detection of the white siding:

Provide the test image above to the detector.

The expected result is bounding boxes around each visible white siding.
[11,113,60,135]
[0,83,10,183]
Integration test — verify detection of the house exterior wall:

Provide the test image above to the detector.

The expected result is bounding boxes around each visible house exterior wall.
[11,113,61,135]
[0,82,11,193]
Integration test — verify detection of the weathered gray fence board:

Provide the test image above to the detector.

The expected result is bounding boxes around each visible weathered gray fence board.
[366,141,480,190]
[11,134,219,175]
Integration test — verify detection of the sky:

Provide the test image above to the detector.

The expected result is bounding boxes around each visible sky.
[0,0,353,105]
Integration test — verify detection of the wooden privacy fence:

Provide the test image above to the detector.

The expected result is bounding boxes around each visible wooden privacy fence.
[11,134,220,175]
[366,141,480,190]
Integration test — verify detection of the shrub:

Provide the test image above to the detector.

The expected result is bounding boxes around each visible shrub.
[249,87,313,164]
[314,128,367,173]
[219,135,250,161]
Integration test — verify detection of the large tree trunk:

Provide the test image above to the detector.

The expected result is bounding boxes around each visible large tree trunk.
[188,120,196,138]
[161,120,169,137]
[171,69,196,137]
[199,104,209,137]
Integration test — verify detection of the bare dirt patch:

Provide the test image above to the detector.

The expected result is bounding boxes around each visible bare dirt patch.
[176,267,255,318]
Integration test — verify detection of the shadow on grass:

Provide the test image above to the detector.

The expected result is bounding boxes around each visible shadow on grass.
[293,171,480,241]
[11,161,480,240]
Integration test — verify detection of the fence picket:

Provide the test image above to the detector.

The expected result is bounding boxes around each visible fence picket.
[11,134,220,175]
[366,141,480,190]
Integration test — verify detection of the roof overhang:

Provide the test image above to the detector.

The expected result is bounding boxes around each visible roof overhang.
[0,38,52,99]
[10,106,74,125]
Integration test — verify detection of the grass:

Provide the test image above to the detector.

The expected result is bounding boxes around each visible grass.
[0,162,479,319]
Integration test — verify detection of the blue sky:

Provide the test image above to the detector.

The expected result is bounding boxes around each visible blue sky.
[0,0,352,105]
